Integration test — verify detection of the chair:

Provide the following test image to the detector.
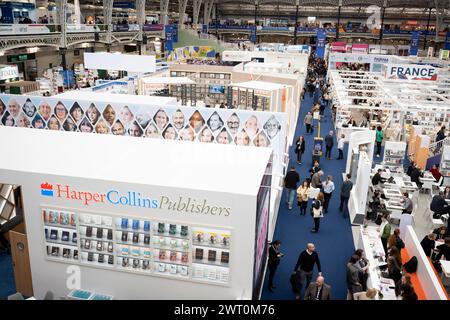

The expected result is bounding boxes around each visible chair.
[432,176,444,191]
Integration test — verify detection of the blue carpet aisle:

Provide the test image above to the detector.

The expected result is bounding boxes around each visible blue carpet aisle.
[0,252,16,297]
[261,93,355,300]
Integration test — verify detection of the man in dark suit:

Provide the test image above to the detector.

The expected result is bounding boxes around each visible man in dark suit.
[431,192,450,218]
[267,240,284,292]
[304,276,331,300]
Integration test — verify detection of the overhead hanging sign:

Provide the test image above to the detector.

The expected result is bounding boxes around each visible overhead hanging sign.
[383,64,437,81]
[0,65,19,80]
[445,32,450,50]
[165,25,174,52]
[84,52,156,73]
[315,28,326,58]
[409,31,420,56]
[172,24,178,43]
[250,26,257,43]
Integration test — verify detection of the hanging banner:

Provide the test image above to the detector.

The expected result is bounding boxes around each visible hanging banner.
[409,31,420,56]
[383,64,437,81]
[165,25,174,52]
[172,24,178,43]
[250,26,257,43]
[316,28,326,58]
[445,32,450,50]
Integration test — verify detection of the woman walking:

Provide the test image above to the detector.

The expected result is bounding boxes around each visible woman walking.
[323,175,335,213]
[297,180,310,216]
[311,192,324,233]
[295,136,305,164]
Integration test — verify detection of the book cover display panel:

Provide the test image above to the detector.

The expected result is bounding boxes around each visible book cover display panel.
[41,208,231,285]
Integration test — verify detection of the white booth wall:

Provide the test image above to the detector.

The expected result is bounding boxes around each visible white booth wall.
[0,126,272,300]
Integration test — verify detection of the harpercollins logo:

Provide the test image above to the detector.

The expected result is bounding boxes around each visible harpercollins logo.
[39,182,231,216]
[41,182,54,197]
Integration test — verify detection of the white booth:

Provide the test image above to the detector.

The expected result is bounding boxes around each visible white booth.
[0,126,273,300]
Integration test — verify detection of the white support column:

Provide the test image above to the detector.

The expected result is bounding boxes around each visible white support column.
[56,0,68,48]
[434,0,444,43]
[136,0,146,40]
[193,0,202,26]
[103,0,114,47]
[160,0,170,25]
[178,0,188,27]
[203,0,214,25]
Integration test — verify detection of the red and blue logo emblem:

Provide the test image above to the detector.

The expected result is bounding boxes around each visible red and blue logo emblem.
[41,182,54,197]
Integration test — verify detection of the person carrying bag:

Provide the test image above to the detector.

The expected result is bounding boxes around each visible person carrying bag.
[311,192,324,233]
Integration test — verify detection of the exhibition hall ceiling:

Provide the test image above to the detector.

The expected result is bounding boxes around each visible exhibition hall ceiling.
[74,0,448,19]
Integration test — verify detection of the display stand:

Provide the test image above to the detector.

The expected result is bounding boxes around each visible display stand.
[382,141,406,172]
[356,226,397,300]
[440,145,450,185]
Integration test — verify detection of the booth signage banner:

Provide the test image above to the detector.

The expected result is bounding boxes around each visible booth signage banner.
[84,52,156,73]
[352,44,369,54]
[165,25,174,52]
[409,31,420,56]
[222,51,252,62]
[250,26,257,43]
[383,64,437,81]
[331,42,346,52]
[0,65,19,81]
[315,28,326,58]
[440,50,450,60]
[0,94,287,177]
[143,24,164,32]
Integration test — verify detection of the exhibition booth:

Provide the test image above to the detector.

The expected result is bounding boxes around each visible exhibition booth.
[329,65,450,151]
[355,225,448,300]
[0,125,273,299]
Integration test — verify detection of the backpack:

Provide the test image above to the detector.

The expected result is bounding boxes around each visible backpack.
[403,256,418,273]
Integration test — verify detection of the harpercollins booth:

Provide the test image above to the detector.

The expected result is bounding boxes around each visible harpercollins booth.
[0,126,272,299]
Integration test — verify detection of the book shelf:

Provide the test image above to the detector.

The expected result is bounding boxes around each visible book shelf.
[440,145,450,184]
[383,141,406,172]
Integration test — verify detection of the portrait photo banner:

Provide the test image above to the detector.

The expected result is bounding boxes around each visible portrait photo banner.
[0,94,287,176]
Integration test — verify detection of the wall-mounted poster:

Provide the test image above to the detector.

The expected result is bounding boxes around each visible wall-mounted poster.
[252,161,272,299]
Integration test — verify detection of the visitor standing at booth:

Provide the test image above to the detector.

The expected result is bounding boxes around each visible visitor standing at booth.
[323,175,335,214]
[267,240,284,292]
[337,134,345,160]
[379,213,391,253]
[375,126,383,157]
[284,166,300,210]
[339,174,353,217]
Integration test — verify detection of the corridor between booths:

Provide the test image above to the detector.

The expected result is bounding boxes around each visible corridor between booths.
[262,91,355,300]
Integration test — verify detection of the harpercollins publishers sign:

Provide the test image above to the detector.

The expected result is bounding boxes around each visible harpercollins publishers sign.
[383,64,437,81]
[40,182,231,217]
